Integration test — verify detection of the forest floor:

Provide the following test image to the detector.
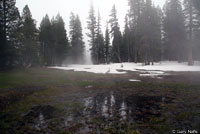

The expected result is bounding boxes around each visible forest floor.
[0,68,200,134]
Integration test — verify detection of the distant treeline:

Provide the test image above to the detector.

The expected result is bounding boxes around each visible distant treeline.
[0,0,200,70]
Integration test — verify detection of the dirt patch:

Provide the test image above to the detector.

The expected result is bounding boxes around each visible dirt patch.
[23,105,56,120]
[13,105,58,134]
[0,86,45,111]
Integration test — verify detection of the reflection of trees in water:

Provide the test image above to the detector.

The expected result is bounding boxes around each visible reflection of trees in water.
[83,92,166,121]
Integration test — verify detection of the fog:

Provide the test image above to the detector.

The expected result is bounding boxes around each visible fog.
[7,0,200,66]
[16,0,166,65]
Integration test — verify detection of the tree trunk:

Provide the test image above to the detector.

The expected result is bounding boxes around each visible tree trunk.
[134,44,137,63]
[188,0,194,66]
[127,40,130,62]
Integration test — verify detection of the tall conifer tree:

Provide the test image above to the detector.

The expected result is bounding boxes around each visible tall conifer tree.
[69,13,85,63]
[109,5,122,63]
[184,0,200,65]
[20,5,39,67]
[0,0,20,69]
[105,25,111,64]
[163,0,186,62]
[87,3,97,64]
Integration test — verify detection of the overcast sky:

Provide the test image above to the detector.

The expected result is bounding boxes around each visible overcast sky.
[16,0,165,31]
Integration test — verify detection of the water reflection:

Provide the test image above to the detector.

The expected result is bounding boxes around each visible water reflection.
[64,92,172,133]
[110,92,115,117]
[35,113,45,130]
[120,100,127,120]
[82,93,171,121]
[102,97,109,117]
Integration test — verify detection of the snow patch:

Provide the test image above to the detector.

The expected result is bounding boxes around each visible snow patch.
[50,61,200,74]
[51,64,127,74]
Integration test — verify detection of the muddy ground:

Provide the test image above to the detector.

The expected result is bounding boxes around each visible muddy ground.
[0,68,200,134]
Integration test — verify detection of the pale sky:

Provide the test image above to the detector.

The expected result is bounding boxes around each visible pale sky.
[16,0,165,32]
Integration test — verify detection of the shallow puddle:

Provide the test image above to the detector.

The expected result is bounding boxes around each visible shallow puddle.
[17,93,173,133]
[63,92,173,133]
[139,70,169,79]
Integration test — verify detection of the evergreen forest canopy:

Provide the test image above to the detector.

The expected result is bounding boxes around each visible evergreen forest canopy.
[0,0,200,70]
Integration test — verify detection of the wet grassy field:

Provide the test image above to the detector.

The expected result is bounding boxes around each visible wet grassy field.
[0,68,200,134]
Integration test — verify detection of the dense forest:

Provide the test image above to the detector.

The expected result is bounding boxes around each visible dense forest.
[0,0,200,70]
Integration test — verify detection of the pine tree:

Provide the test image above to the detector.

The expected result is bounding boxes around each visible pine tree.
[52,14,69,65]
[122,15,131,62]
[184,0,199,65]
[128,0,145,63]
[39,14,53,66]
[152,6,162,62]
[163,0,186,62]
[192,0,200,60]
[94,11,105,64]
[69,13,85,63]
[20,5,39,67]
[87,3,97,64]
[0,0,20,69]
[109,5,122,63]
[127,0,162,64]
[105,25,111,64]
[140,0,154,65]
[9,13,23,67]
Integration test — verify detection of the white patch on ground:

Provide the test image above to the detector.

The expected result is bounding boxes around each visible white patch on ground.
[136,61,200,72]
[129,79,141,82]
[51,64,127,74]
[50,61,200,74]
